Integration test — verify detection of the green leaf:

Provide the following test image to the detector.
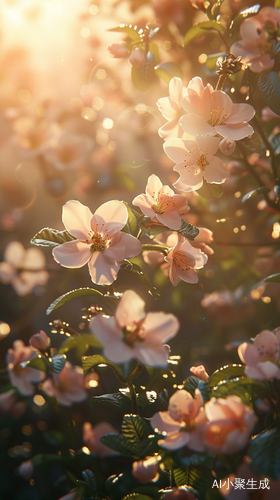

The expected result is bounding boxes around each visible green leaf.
[107,24,141,42]
[31,228,76,248]
[81,470,97,494]
[184,21,225,48]
[249,427,280,480]
[174,466,214,497]
[50,354,67,374]
[179,221,199,241]
[122,415,151,447]
[43,430,65,446]
[212,377,266,402]
[183,376,211,401]
[242,187,270,203]
[121,260,161,299]
[100,433,139,458]
[123,202,141,236]
[46,287,104,315]
[90,392,129,408]
[197,181,223,200]
[241,131,262,154]
[32,453,69,467]
[175,452,214,469]
[154,62,183,84]
[131,51,158,92]
[259,71,280,116]
[82,354,125,382]
[21,356,47,372]
[264,273,280,283]
[230,4,260,37]
[208,364,245,387]
[174,469,188,487]
[59,334,101,354]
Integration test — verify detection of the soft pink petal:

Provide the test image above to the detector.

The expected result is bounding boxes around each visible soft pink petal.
[157,211,182,230]
[115,290,145,327]
[177,267,199,284]
[132,194,155,218]
[157,97,179,121]
[210,91,233,117]
[164,138,196,164]
[146,174,162,198]
[179,114,215,137]
[253,330,278,352]
[158,431,191,450]
[0,262,16,283]
[62,200,93,240]
[94,200,127,237]
[22,248,46,270]
[143,312,179,344]
[168,259,180,286]
[186,76,208,97]
[103,340,136,363]
[158,120,183,140]
[135,344,169,366]
[52,241,91,268]
[87,252,119,285]
[226,103,255,124]
[215,123,254,140]
[257,361,280,379]
[195,135,220,156]
[105,232,142,261]
[169,77,185,103]
[204,157,229,184]
[238,342,259,366]
[181,94,212,119]
[90,315,121,344]
[150,411,182,434]
[244,366,266,380]
[4,241,25,267]
[205,398,236,422]
[173,164,203,192]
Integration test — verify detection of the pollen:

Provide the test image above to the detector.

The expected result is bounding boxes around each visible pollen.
[196,154,209,171]
[174,251,195,271]
[210,106,229,127]
[88,230,110,253]
[152,193,176,215]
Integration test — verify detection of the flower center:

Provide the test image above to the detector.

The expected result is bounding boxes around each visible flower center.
[257,343,279,362]
[87,230,110,253]
[173,251,196,271]
[196,154,209,172]
[152,193,176,215]
[210,106,229,127]
[122,321,145,347]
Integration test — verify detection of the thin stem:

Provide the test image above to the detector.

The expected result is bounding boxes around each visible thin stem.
[141,243,170,255]
[131,362,143,380]
[218,31,231,52]
[127,376,139,414]
[216,74,228,91]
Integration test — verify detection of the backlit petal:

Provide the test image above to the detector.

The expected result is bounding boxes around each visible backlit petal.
[62,200,93,240]
[52,241,91,268]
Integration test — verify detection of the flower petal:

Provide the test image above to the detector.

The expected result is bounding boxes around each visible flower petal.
[215,123,254,140]
[143,312,179,344]
[62,200,93,239]
[94,200,127,236]
[179,114,215,137]
[52,241,91,268]
[135,344,169,367]
[157,211,182,230]
[115,290,145,328]
[204,157,229,184]
[4,241,25,267]
[88,252,119,285]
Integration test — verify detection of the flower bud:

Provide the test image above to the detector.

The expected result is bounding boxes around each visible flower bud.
[129,48,145,68]
[18,460,33,480]
[190,365,209,382]
[132,456,159,483]
[219,138,236,156]
[107,42,130,58]
[29,330,50,351]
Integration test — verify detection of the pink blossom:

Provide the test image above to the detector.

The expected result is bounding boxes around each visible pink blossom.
[190,365,209,382]
[12,116,54,158]
[204,396,256,454]
[231,7,280,73]
[83,421,119,456]
[132,456,159,483]
[41,362,87,406]
[157,77,188,139]
[6,340,45,396]
[90,290,179,367]
[107,42,130,58]
[132,174,189,230]
[0,389,27,418]
[0,241,49,296]
[164,136,229,192]
[191,227,214,256]
[219,138,236,156]
[29,330,50,351]
[44,131,93,170]
[238,328,280,380]
[165,234,208,286]
[129,48,145,68]
[52,200,142,285]
[151,389,208,451]
[18,460,33,480]
[180,86,254,141]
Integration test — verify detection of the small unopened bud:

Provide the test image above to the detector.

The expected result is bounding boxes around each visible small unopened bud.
[29,330,50,351]
[190,365,209,382]
[107,42,130,58]
[219,138,236,156]
[18,460,33,480]
[129,48,145,68]
[132,456,159,483]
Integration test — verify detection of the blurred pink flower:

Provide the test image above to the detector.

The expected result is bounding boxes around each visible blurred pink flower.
[132,456,159,483]
[164,136,229,192]
[129,48,145,68]
[6,340,45,396]
[90,290,179,366]
[132,174,189,230]
[12,116,54,158]
[42,362,87,406]
[231,7,280,73]
[29,330,50,351]
[190,365,209,382]
[219,138,236,156]
[165,234,208,286]
[0,241,49,296]
[18,460,33,480]
[204,396,256,454]
[0,389,27,418]
[191,227,214,256]
[52,200,142,285]
[151,389,208,451]
[180,87,254,140]
[107,42,130,58]
[238,328,280,380]
[44,131,93,170]
[157,77,187,139]
[83,421,119,456]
